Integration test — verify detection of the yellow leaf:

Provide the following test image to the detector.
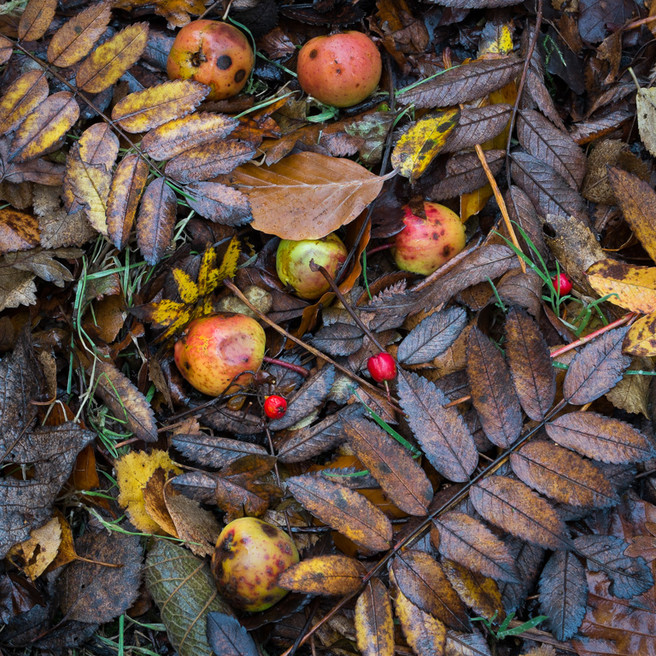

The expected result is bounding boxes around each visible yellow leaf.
[0,70,49,134]
[197,243,218,296]
[67,150,111,235]
[116,449,182,534]
[149,298,190,327]
[461,183,493,222]
[587,258,656,314]
[478,21,514,57]
[213,235,240,285]
[16,516,62,580]
[18,0,57,42]
[172,268,199,304]
[391,108,460,181]
[624,311,656,357]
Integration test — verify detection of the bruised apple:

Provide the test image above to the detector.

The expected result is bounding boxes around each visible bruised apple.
[166,20,254,100]
[393,202,466,275]
[174,314,265,396]
[297,31,381,107]
[211,517,300,612]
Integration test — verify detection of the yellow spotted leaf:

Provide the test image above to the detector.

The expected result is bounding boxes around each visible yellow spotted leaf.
[0,207,40,254]
[355,578,394,656]
[18,0,57,42]
[112,0,204,28]
[48,2,111,67]
[391,109,460,181]
[111,80,209,133]
[0,70,49,134]
[393,586,447,656]
[116,450,182,534]
[442,559,504,622]
[9,91,79,163]
[79,122,120,167]
[478,20,514,56]
[278,555,366,596]
[76,23,149,93]
[15,516,62,580]
[587,258,656,314]
[624,310,656,357]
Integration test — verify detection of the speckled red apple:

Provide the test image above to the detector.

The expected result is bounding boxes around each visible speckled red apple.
[166,20,253,100]
[393,202,466,275]
[297,31,382,107]
[174,314,265,396]
[211,517,300,612]
[276,234,348,299]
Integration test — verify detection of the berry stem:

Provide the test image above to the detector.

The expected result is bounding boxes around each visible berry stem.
[262,356,310,378]
[366,243,393,257]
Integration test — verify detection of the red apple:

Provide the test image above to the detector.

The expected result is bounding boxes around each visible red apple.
[166,20,253,100]
[393,202,466,275]
[297,31,382,108]
[174,314,265,396]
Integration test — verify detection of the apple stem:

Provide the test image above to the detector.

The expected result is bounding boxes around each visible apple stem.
[262,356,310,378]
[366,243,393,257]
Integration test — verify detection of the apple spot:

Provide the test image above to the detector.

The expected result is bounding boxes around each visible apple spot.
[234,69,246,83]
[216,54,232,70]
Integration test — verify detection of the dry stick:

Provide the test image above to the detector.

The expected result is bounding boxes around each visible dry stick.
[278,397,568,656]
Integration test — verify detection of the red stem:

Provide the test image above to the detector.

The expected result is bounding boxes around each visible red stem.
[263,356,310,377]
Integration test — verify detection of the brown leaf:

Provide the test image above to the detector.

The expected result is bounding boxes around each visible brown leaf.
[111,80,208,133]
[0,35,12,65]
[56,531,142,623]
[442,560,504,622]
[136,177,178,265]
[355,578,394,656]
[3,157,64,186]
[9,91,79,163]
[428,150,505,201]
[223,152,391,240]
[106,154,149,249]
[587,259,656,314]
[185,181,251,226]
[391,550,471,631]
[393,586,447,656]
[398,56,523,108]
[496,269,543,318]
[442,104,512,154]
[0,208,40,254]
[47,2,112,67]
[516,109,586,190]
[432,512,519,583]
[278,555,366,596]
[504,307,555,421]
[466,326,522,448]
[18,0,57,42]
[143,468,178,536]
[286,474,393,552]
[545,411,655,464]
[171,433,268,468]
[214,477,269,520]
[470,475,570,550]
[511,441,619,508]
[0,70,49,134]
[430,0,522,5]
[398,371,478,482]
[344,414,433,516]
[141,112,238,161]
[206,612,259,656]
[563,326,631,406]
[76,23,149,93]
[165,139,256,184]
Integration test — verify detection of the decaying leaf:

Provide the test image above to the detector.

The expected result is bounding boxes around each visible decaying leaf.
[206,612,259,656]
[624,310,656,357]
[587,258,656,313]
[393,586,447,656]
[0,70,49,135]
[278,555,366,596]
[442,559,504,622]
[136,177,178,265]
[18,0,57,42]
[355,578,394,656]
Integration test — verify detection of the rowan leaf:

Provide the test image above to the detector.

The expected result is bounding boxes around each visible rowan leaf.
[76,23,149,93]
[470,475,571,550]
[428,150,505,200]
[18,0,57,42]
[206,612,259,656]
[0,70,49,134]
[393,586,447,656]
[0,35,12,65]
[637,87,656,159]
[171,433,268,469]
[442,559,504,622]
[286,474,393,552]
[223,151,391,240]
[624,310,656,357]
[586,258,656,313]
[185,181,252,226]
[442,104,512,154]
[0,208,40,254]
[136,177,177,265]
[278,555,366,596]
[111,80,209,133]
[398,371,478,482]
[391,108,460,181]
[47,2,112,67]
[355,578,394,656]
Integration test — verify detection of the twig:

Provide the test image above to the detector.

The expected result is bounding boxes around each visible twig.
[262,356,310,378]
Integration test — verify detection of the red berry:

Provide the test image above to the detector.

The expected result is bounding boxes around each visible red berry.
[264,395,287,419]
[367,352,397,383]
[552,273,573,296]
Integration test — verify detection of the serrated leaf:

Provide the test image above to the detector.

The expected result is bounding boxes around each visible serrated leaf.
[393,586,447,656]
[545,411,655,464]
[165,140,256,183]
[391,550,471,631]
[0,35,13,65]
[141,112,238,161]
[505,308,555,421]
[624,309,656,357]
[637,87,656,158]
[171,433,268,469]
[431,0,521,6]
[136,177,178,265]
[206,612,258,656]
[18,0,57,41]
[397,306,467,366]
[0,70,49,134]
[563,326,631,406]
[185,181,251,226]
[445,628,492,656]
[432,512,520,583]
[398,371,478,482]
[76,23,149,93]
[470,475,570,550]
[511,441,619,508]
[344,414,433,516]
[442,559,504,622]
[0,208,40,254]
[286,474,393,552]
[112,80,208,133]
[429,150,505,200]
[9,91,79,163]
[443,104,512,154]
[47,2,111,67]
[586,258,656,313]
[311,322,364,357]
[355,578,394,656]
[391,108,459,181]
[466,326,522,448]
[278,555,366,596]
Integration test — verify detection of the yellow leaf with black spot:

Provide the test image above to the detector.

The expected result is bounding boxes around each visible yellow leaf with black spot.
[624,310,656,357]
[391,108,460,181]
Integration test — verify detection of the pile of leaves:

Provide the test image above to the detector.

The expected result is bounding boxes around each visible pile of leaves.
[3,0,656,654]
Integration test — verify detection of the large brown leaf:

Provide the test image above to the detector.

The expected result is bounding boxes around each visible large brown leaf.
[355,578,394,656]
[0,70,49,134]
[18,0,57,41]
[223,151,390,239]
[398,371,478,482]
[286,474,393,552]
[278,555,366,596]
[136,177,178,265]
[466,326,522,448]
[393,586,447,656]
[504,308,555,421]
[344,414,433,516]
[470,475,570,549]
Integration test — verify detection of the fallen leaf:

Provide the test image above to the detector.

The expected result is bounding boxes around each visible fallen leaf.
[587,258,656,313]
[355,578,394,656]
[18,0,57,42]
[0,70,49,134]
[278,555,366,596]
[392,585,447,656]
